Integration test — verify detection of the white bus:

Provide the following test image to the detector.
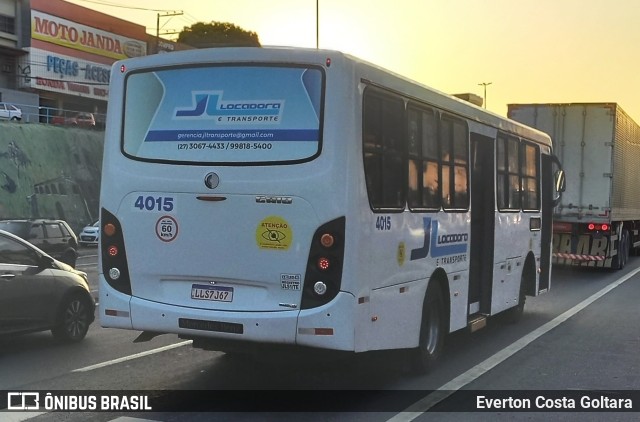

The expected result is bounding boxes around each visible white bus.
[99,47,563,371]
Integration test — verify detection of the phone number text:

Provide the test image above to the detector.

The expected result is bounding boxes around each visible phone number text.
[177,142,273,151]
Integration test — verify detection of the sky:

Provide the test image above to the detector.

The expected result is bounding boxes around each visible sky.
[66,0,640,119]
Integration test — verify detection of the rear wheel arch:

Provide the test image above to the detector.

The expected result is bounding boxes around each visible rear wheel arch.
[504,253,536,323]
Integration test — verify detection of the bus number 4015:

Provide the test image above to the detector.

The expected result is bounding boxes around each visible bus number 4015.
[134,195,175,212]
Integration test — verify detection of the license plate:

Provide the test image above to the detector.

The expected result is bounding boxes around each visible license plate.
[191,284,233,302]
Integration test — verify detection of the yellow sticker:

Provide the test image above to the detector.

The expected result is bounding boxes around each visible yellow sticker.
[256,216,292,250]
[397,242,406,266]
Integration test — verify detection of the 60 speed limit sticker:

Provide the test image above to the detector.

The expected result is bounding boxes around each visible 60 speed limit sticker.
[156,215,178,242]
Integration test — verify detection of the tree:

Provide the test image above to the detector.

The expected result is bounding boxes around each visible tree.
[178,22,261,48]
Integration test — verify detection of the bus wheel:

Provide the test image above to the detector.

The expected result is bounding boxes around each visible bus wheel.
[613,230,629,270]
[411,282,445,374]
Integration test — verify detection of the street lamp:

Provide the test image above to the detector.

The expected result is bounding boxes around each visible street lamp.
[478,82,492,109]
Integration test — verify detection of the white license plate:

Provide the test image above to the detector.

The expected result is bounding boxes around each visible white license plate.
[191,284,233,302]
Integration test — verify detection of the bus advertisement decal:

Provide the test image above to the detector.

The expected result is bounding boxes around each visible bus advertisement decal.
[256,216,292,250]
[123,66,324,164]
[410,217,468,261]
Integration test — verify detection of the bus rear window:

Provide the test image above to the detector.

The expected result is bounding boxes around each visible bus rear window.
[122,65,324,164]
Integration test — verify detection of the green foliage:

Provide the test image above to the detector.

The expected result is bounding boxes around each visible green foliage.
[178,21,261,48]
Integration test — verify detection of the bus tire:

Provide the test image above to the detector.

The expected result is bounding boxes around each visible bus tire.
[612,229,629,270]
[411,282,445,374]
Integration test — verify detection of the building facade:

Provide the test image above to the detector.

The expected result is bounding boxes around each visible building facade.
[0,0,185,124]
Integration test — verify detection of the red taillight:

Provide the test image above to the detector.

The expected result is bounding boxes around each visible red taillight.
[108,245,118,257]
[317,257,331,271]
[587,223,610,232]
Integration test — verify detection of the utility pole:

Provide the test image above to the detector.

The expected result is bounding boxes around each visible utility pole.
[316,0,319,49]
[478,82,492,109]
[156,11,183,53]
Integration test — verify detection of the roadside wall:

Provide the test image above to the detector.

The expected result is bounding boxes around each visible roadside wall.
[0,122,103,233]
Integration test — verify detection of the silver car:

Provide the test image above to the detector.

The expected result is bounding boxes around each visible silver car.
[0,229,95,342]
[0,102,22,121]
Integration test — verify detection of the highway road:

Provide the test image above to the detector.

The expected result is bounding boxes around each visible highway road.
[1,249,639,421]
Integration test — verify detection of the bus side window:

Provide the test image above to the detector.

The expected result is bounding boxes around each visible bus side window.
[497,134,522,211]
[521,142,540,211]
[363,89,404,211]
[407,106,440,211]
[440,116,469,210]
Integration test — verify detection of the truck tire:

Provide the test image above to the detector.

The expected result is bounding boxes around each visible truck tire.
[410,282,446,374]
[612,229,629,270]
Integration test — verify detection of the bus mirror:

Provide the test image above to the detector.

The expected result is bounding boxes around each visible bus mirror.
[555,169,566,193]
[552,169,566,206]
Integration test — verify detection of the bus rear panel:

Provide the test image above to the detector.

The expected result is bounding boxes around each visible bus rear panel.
[100,50,357,351]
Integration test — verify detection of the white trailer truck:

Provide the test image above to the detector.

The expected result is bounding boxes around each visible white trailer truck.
[507,103,640,269]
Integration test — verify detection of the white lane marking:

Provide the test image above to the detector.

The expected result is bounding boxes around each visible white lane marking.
[72,340,193,372]
[387,266,640,422]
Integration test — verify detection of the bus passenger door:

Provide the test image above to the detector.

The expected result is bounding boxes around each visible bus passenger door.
[469,134,495,315]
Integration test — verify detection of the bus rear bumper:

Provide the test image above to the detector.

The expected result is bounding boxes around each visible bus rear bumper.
[101,280,356,351]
